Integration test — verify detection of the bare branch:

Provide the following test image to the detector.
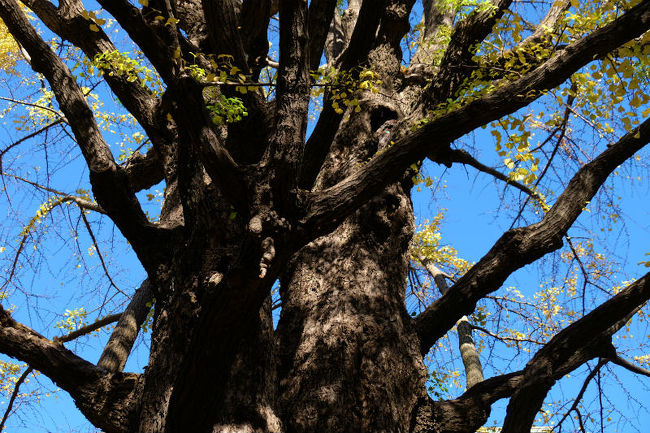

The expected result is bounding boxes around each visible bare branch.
[0,172,105,213]
[79,211,126,297]
[499,273,650,433]
[0,95,66,121]
[442,148,541,200]
[0,366,33,432]
[98,280,154,372]
[609,354,650,378]
[0,120,65,171]
[555,359,608,429]
[418,256,484,388]
[56,313,122,344]
[471,323,545,345]
[419,274,650,432]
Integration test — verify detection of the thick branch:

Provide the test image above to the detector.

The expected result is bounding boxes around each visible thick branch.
[202,0,248,70]
[241,0,273,78]
[338,0,386,69]
[124,148,165,191]
[307,0,338,71]
[427,0,513,102]
[169,79,248,215]
[299,0,392,190]
[410,0,459,69]
[375,0,417,52]
[123,147,166,192]
[511,0,571,54]
[98,280,154,372]
[419,257,484,388]
[265,0,311,198]
[0,305,140,433]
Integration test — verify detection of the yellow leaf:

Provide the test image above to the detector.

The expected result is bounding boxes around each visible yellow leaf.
[89,24,100,32]
[173,46,181,59]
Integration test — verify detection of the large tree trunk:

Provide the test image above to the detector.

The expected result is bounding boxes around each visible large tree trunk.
[277,185,427,433]
[276,106,428,432]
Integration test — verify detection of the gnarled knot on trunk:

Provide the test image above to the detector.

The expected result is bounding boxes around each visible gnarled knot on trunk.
[258,237,275,279]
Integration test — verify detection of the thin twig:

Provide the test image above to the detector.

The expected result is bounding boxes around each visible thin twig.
[566,236,590,314]
[0,95,67,121]
[555,358,608,430]
[509,80,577,228]
[470,323,545,345]
[79,211,126,296]
[445,148,541,200]
[0,365,33,431]
[0,119,64,169]
[1,171,105,213]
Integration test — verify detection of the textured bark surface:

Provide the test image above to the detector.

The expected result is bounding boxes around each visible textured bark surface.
[278,183,426,432]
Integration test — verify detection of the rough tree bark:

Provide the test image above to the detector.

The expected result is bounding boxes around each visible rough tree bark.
[0,1,649,433]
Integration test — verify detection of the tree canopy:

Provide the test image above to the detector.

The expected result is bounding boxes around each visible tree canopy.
[0,0,649,432]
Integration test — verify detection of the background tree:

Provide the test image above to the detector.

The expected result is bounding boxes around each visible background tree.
[0,0,649,432]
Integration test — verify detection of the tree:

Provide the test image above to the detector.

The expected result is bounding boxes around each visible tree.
[0,0,649,432]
